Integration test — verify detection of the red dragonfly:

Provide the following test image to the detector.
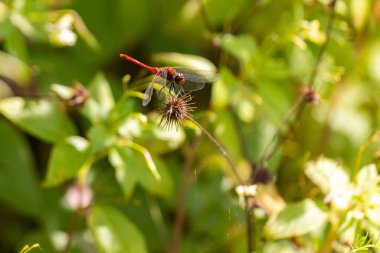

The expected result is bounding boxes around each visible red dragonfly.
[120,53,215,106]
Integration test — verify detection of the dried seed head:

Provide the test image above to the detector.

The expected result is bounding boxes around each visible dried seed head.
[158,92,195,130]
[67,82,89,107]
[301,86,319,105]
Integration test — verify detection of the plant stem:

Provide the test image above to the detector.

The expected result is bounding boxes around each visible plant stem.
[197,0,214,33]
[186,116,252,253]
[257,0,338,166]
[229,105,255,165]
[186,116,245,185]
[308,0,337,88]
[170,136,201,253]
[59,209,81,253]
[245,197,254,253]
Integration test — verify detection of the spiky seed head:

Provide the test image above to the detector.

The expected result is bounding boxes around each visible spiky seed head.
[158,92,195,130]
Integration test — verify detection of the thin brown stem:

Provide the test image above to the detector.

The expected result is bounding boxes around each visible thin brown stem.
[170,136,201,253]
[257,0,337,166]
[59,209,81,253]
[308,0,337,88]
[146,194,170,251]
[231,0,261,32]
[197,0,214,33]
[258,97,305,166]
[245,197,254,253]
[187,116,245,185]
[229,105,255,165]
[186,117,251,253]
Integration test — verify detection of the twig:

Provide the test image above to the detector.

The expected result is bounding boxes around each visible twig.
[170,136,201,253]
[231,0,261,32]
[187,116,245,185]
[245,197,254,253]
[257,0,338,166]
[59,209,81,253]
[229,105,255,165]
[146,194,170,251]
[258,97,304,166]
[308,0,338,88]
[186,117,252,253]
[197,0,214,33]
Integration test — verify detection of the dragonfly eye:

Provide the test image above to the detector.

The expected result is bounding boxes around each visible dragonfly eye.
[174,73,185,84]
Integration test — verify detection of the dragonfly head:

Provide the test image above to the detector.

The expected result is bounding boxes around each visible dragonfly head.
[174,73,185,85]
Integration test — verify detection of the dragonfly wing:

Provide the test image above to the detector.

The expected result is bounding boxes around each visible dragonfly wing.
[155,70,168,100]
[142,82,154,106]
[173,67,216,92]
[142,71,167,106]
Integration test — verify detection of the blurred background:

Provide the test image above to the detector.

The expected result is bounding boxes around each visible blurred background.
[1,0,380,252]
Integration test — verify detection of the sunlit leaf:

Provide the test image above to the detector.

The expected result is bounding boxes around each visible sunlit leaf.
[19,244,41,253]
[255,183,286,215]
[351,0,370,31]
[0,119,42,217]
[87,72,115,121]
[117,113,147,139]
[88,205,147,253]
[263,240,304,253]
[152,52,217,73]
[366,41,380,83]
[71,11,101,51]
[0,97,77,142]
[0,51,31,87]
[299,20,326,45]
[305,157,350,194]
[264,199,327,239]
[234,96,255,122]
[109,148,137,199]
[88,125,117,154]
[366,206,380,227]
[356,164,377,194]
[110,146,172,197]
[44,136,91,187]
[4,28,28,60]
[51,83,74,100]
[221,34,256,65]
[211,67,239,109]
[10,12,37,38]
[202,0,249,26]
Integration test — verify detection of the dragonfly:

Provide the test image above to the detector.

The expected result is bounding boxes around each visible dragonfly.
[120,53,215,106]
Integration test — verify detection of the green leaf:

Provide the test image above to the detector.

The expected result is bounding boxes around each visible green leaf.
[4,28,28,61]
[44,136,91,187]
[0,119,41,217]
[0,51,31,87]
[202,0,248,26]
[356,164,377,194]
[211,67,239,109]
[71,11,101,51]
[19,244,41,253]
[264,199,327,239]
[263,241,304,253]
[88,205,147,253]
[0,97,77,142]
[152,52,217,73]
[305,156,350,194]
[88,124,117,154]
[221,34,256,65]
[350,0,370,31]
[366,206,380,227]
[87,72,115,121]
[109,146,172,197]
[51,83,74,100]
[109,148,137,199]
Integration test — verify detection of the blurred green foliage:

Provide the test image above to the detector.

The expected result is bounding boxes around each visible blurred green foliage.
[1,0,380,252]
